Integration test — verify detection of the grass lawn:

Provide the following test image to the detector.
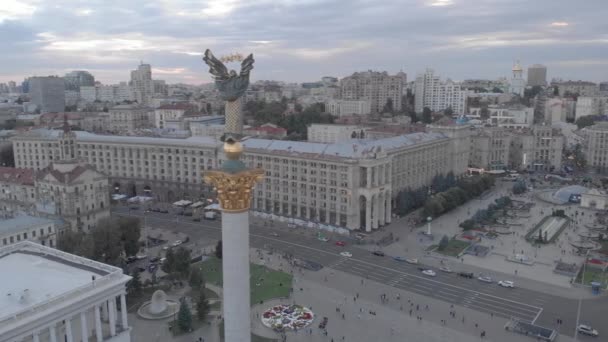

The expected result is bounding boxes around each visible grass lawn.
[576,268,608,287]
[436,238,470,257]
[193,257,293,305]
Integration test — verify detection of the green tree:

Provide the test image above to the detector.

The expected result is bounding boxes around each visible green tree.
[512,180,527,194]
[116,216,141,256]
[479,106,490,120]
[128,269,142,295]
[196,287,210,321]
[162,248,176,274]
[215,240,223,259]
[57,230,94,258]
[177,299,193,332]
[443,107,454,117]
[438,235,449,251]
[408,110,418,123]
[423,197,444,218]
[575,115,598,129]
[491,87,503,93]
[90,220,123,265]
[189,267,204,288]
[382,98,394,114]
[422,107,432,124]
[459,219,475,231]
[0,146,15,167]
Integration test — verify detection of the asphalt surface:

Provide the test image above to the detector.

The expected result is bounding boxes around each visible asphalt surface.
[114,208,606,339]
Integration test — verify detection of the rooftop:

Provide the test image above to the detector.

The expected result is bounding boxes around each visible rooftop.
[0,216,55,236]
[0,241,128,328]
[13,128,218,148]
[0,167,35,186]
[243,132,447,160]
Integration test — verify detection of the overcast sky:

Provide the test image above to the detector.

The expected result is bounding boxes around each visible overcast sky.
[1,0,607,85]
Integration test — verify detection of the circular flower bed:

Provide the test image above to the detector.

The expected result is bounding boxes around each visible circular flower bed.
[261,304,314,331]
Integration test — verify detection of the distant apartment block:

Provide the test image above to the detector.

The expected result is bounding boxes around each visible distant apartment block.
[414,69,467,114]
[340,71,402,114]
[325,99,371,117]
[108,104,149,132]
[527,64,547,87]
[29,76,66,113]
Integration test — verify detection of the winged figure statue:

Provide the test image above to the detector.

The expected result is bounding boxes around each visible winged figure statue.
[203,49,254,102]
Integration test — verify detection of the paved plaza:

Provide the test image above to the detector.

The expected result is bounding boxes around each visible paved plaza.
[117,179,607,341]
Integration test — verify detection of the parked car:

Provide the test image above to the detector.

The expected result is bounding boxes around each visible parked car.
[340,251,352,257]
[135,254,148,260]
[171,240,183,247]
[439,266,452,273]
[422,269,436,277]
[405,258,419,264]
[148,264,157,272]
[393,256,406,262]
[498,280,515,288]
[149,257,160,263]
[577,324,599,337]
[457,272,474,279]
[372,251,385,257]
[193,217,201,222]
[270,232,279,237]
[136,266,146,272]
[335,241,346,247]
[126,256,137,264]
[318,236,329,242]
[478,275,493,283]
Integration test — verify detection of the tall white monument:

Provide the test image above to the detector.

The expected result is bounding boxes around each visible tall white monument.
[202,49,262,342]
[509,60,525,97]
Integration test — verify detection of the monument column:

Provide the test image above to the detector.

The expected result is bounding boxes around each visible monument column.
[202,48,261,342]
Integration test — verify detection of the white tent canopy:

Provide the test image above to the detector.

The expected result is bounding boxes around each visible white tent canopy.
[191,201,205,208]
[173,200,192,207]
[204,203,220,211]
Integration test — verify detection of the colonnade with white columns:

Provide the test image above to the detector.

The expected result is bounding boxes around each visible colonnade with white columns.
[26,293,129,342]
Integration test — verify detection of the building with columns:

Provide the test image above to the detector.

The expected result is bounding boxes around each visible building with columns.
[0,241,132,342]
[12,129,465,231]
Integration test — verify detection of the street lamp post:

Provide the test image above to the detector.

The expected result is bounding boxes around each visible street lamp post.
[574,249,589,341]
[426,216,432,236]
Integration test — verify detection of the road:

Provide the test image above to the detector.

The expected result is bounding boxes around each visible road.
[114,208,606,339]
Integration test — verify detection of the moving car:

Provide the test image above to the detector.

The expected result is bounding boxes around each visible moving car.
[457,272,474,279]
[171,240,183,247]
[439,266,452,273]
[335,241,346,247]
[393,256,406,262]
[577,324,599,337]
[422,269,436,277]
[318,236,329,242]
[372,251,385,257]
[498,280,515,288]
[340,251,352,257]
[405,258,419,264]
[126,256,137,264]
[478,275,493,283]
[135,254,148,260]
[149,257,160,263]
[270,232,279,237]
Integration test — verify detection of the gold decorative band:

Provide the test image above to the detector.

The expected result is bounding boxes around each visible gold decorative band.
[203,169,264,213]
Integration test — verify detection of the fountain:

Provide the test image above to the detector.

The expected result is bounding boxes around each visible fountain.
[137,290,179,319]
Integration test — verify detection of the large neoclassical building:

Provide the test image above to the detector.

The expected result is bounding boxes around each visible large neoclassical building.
[11,126,471,231]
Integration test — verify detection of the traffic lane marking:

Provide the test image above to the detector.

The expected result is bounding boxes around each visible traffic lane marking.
[116,211,544,315]
[464,301,538,321]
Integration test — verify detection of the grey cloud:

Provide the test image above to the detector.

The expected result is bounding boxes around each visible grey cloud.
[0,0,607,83]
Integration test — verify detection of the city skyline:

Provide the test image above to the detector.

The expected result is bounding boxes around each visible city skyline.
[1,0,607,84]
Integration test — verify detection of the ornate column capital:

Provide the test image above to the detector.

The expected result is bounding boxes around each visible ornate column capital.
[204,169,264,213]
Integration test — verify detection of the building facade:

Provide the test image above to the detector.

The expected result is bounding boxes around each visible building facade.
[130,63,153,106]
[12,128,467,231]
[108,105,149,132]
[0,215,56,248]
[307,124,368,143]
[527,64,547,87]
[470,127,512,170]
[510,126,564,171]
[583,123,608,172]
[414,69,467,114]
[325,99,372,117]
[575,97,608,119]
[340,71,402,114]
[509,62,525,97]
[0,241,132,342]
[64,71,95,91]
[29,77,66,113]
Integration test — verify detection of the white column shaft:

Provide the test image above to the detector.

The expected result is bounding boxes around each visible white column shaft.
[80,311,88,342]
[49,326,57,342]
[33,333,40,342]
[222,211,251,342]
[365,199,372,232]
[108,298,117,336]
[94,305,103,342]
[120,294,129,329]
[65,319,73,342]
